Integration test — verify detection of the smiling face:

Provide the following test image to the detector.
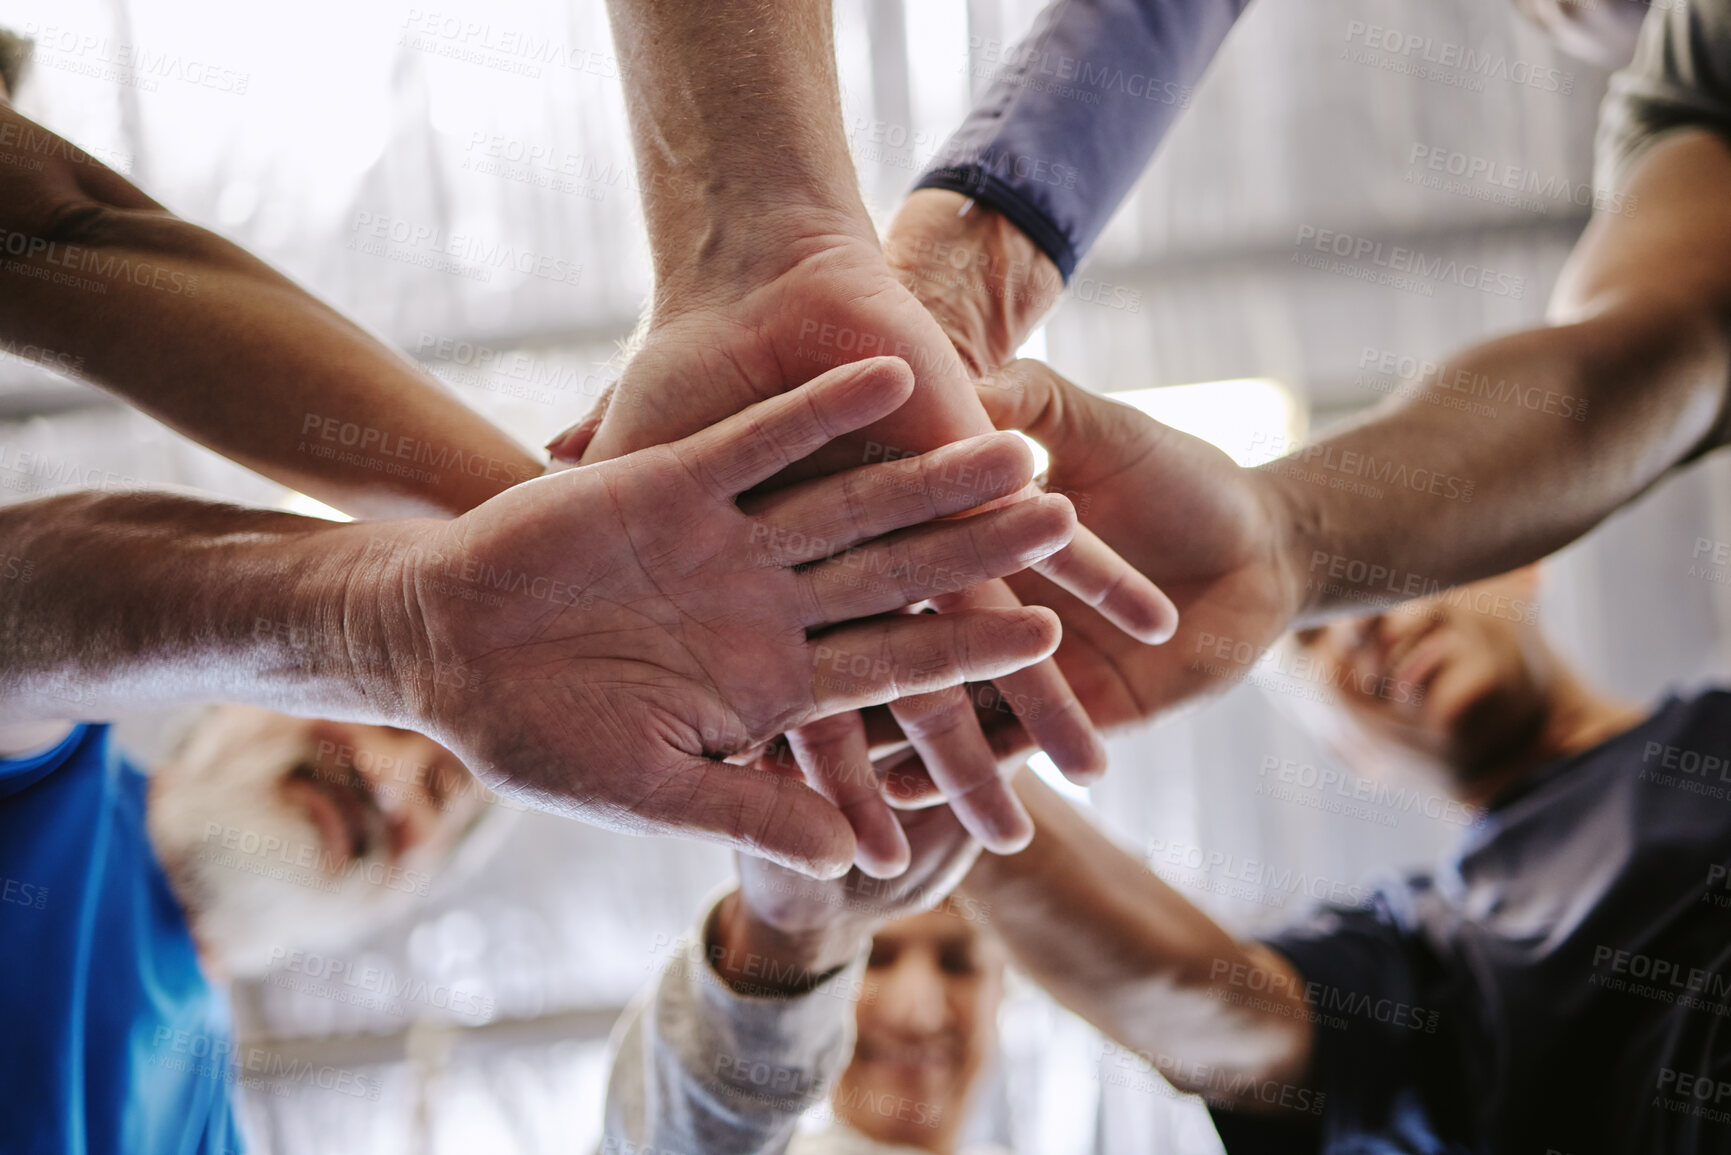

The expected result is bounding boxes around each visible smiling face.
[146,706,486,977]
[1294,570,1556,790]
[832,909,1005,1154]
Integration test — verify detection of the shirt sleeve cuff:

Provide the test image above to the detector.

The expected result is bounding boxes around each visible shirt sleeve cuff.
[913,166,1081,282]
[660,901,869,1116]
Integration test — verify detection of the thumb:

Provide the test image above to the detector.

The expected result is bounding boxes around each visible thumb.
[978,358,1086,452]
[982,360,1157,483]
[545,382,616,464]
[643,757,858,880]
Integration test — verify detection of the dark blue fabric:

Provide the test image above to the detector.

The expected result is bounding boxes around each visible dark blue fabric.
[1211,691,1731,1153]
[914,0,1252,279]
[0,724,241,1155]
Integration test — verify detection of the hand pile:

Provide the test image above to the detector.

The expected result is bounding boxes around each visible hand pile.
[518,199,1295,883]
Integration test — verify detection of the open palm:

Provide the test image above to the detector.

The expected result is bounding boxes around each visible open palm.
[558,239,1174,869]
[373,359,1074,877]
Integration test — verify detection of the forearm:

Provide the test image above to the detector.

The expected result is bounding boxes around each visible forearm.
[962,770,1310,1098]
[0,109,540,519]
[1268,130,1731,618]
[603,0,874,305]
[603,897,863,1155]
[0,490,408,723]
[1262,305,1730,620]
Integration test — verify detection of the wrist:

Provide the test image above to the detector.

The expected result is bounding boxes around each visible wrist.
[886,190,1062,376]
[710,890,870,996]
[1248,463,1326,624]
[649,206,878,319]
[307,519,442,731]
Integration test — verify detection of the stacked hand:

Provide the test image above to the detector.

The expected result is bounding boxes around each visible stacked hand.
[980,360,1304,743]
[562,2,1208,879]
[880,198,1306,770]
[712,802,979,995]
[551,232,1177,872]
[365,358,1078,878]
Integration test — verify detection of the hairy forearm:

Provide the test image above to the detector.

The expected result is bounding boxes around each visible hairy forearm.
[0,490,408,723]
[962,770,1310,1100]
[0,109,540,519]
[603,0,874,301]
[1263,304,1729,620]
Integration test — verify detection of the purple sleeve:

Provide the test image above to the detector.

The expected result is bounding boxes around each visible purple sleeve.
[914,0,1252,279]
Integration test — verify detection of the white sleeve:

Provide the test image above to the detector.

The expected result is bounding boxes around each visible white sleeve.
[600,901,868,1155]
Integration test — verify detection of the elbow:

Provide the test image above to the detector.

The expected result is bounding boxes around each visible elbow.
[0,191,124,260]
[1089,963,1314,1105]
[31,197,123,248]
[0,134,117,244]
[1698,298,1731,454]
[1619,302,1731,460]
[1545,302,1731,463]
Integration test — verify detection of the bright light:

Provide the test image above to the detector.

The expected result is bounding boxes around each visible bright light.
[276,491,353,522]
[1015,326,1049,362]
[1028,752,1092,805]
[1012,375,1304,481]
[1015,433,1052,479]
[1111,378,1305,466]
[904,2,971,144]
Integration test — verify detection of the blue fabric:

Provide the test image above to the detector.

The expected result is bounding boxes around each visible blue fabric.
[1211,691,1731,1153]
[0,724,242,1155]
[914,0,1252,279]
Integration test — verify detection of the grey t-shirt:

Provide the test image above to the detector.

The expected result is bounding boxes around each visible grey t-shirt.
[1597,0,1731,190]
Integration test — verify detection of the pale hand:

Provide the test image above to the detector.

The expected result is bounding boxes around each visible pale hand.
[365,358,1075,878]
[551,238,1174,870]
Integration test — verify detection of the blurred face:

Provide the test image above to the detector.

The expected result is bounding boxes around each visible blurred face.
[833,910,1005,1154]
[1294,571,1553,787]
[146,707,485,977]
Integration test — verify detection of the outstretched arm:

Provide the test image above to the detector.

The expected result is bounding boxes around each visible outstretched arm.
[0,359,1073,875]
[961,769,1312,1109]
[597,0,874,316]
[1264,129,1731,618]
[583,0,1178,871]
[0,104,540,519]
[898,3,1731,737]
[949,126,1731,748]
[603,801,979,1155]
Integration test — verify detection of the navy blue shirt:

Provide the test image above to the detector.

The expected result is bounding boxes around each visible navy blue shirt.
[915,0,1250,279]
[1213,691,1731,1153]
[0,724,241,1155]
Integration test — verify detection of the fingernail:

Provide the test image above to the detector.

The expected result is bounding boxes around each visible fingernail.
[545,430,583,461]
[856,838,912,880]
[968,789,1034,854]
[1055,729,1109,785]
[1135,595,1181,646]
